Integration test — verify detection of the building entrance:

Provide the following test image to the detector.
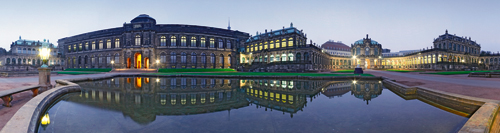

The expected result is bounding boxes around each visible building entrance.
[135,53,142,69]
[144,57,149,69]
[365,59,370,69]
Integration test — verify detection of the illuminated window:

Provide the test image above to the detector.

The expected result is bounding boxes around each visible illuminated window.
[191,37,196,47]
[99,40,103,49]
[92,41,96,50]
[170,36,176,46]
[210,38,214,48]
[288,38,293,47]
[135,35,141,45]
[281,39,286,47]
[85,42,89,50]
[246,46,249,52]
[115,39,120,48]
[276,40,280,48]
[181,36,186,46]
[270,41,274,49]
[160,36,166,46]
[259,43,262,50]
[106,39,111,49]
[79,43,82,51]
[288,53,294,61]
[282,53,287,61]
[264,42,268,49]
[201,37,206,47]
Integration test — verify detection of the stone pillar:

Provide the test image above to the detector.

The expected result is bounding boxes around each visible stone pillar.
[38,67,52,91]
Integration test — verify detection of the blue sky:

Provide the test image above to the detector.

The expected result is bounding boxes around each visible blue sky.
[1,0,499,52]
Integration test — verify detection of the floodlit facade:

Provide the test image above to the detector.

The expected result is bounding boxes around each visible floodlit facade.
[0,37,63,71]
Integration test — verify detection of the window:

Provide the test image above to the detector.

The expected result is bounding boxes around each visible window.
[170,52,176,63]
[276,40,280,48]
[99,40,103,49]
[264,42,268,49]
[160,54,166,63]
[288,53,294,61]
[115,39,120,48]
[219,56,223,64]
[218,39,223,48]
[282,53,287,61]
[201,53,206,64]
[181,52,187,63]
[201,37,206,47]
[181,36,186,46]
[288,38,293,47]
[160,36,166,46]
[170,36,176,46]
[92,41,96,50]
[191,37,196,47]
[259,43,262,50]
[73,45,76,52]
[85,42,89,50]
[210,38,214,48]
[107,56,111,64]
[106,40,111,49]
[226,40,231,49]
[191,53,197,64]
[114,54,119,63]
[79,43,82,50]
[92,57,95,64]
[281,39,286,47]
[135,35,141,45]
[17,48,21,53]
[211,54,215,64]
[99,57,102,64]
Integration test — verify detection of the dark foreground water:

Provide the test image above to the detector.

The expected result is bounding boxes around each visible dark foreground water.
[38,77,468,133]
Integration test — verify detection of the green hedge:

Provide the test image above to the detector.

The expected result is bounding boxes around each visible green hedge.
[63,68,112,72]
[422,70,500,75]
[158,68,236,73]
[147,72,374,77]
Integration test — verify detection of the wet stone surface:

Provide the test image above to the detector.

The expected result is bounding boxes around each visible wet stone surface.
[38,77,468,133]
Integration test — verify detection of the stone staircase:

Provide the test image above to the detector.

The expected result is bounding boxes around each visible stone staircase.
[112,69,157,73]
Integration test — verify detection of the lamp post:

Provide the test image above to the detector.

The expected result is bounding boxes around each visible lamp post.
[111,60,114,70]
[156,59,160,69]
[38,44,52,91]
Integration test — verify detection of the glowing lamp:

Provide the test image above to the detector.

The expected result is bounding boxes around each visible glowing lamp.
[111,60,114,64]
[39,45,51,68]
[156,60,160,63]
[41,113,50,125]
[353,80,357,84]
[352,56,357,59]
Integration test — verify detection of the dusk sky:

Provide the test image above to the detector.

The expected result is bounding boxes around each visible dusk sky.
[1,0,499,52]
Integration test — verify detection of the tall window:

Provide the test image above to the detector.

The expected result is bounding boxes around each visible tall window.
[288,53,294,61]
[201,37,206,47]
[180,36,186,46]
[17,48,21,53]
[276,40,280,48]
[211,54,215,64]
[210,38,214,48]
[73,45,76,52]
[99,57,102,64]
[170,36,176,46]
[99,40,103,49]
[270,41,275,49]
[264,42,268,49]
[135,35,141,45]
[181,52,187,63]
[201,53,206,64]
[191,53,197,64]
[281,39,286,47]
[170,52,176,63]
[114,54,119,63]
[115,39,120,48]
[259,43,262,51]
[107,56,111,64]
[160,36,166,46]
[288,38,293,47]
[219,56,223,64]
[191,37,196,47]
[218,39,223,48]
[160,53,166,63]
[246,46,249,52]
[85,42,89,50]
[79,43,82,50]
[106,40,111,49]
[92,41,96,50]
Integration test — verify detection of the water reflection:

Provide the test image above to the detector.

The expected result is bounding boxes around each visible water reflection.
[71,77,383,124]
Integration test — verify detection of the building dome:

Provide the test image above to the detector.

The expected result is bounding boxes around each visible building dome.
[131,14,156,23]
[354,39,378,45]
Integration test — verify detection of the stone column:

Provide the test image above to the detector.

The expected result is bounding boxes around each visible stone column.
[38,67,52,91]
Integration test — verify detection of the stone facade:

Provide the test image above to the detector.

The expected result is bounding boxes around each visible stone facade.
[0,37,63,71]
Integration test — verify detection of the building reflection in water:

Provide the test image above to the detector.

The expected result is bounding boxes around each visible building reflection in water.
[70,77,383,124]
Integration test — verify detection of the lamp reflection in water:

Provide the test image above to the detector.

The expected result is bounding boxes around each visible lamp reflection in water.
[40,113,50,130]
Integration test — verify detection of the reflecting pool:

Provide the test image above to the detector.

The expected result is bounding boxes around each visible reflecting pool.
[38,77,469,133]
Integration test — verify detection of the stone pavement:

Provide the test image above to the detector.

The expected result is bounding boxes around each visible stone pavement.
[364,70,500,101]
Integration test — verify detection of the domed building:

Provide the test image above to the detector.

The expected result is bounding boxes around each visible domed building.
[351,34,383,69]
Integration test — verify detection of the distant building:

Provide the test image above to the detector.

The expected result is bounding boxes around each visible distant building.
[0,36,62,71]
[321,40,351,57]
[382,49,390,53]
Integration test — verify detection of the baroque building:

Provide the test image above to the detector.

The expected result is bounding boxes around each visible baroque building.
[0,37,63,71]
[58,14,249,69]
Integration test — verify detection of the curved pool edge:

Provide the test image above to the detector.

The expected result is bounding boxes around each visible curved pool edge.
[2,74,498,133]
[381,76,500,133]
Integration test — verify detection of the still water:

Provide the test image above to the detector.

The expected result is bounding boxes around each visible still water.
[38,77,468,133]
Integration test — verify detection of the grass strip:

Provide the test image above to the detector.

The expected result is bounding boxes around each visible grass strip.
[421,70,500,75]
[158,68,236,73]
[63,68,112,72]
[145,72,374,77]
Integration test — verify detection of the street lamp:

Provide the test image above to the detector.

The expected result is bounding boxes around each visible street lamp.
[111,60,114,69]
[156,60,160,69]
[39,45,51,68]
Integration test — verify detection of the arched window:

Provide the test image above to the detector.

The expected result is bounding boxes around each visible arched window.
[288,53,294,61]
[270,55,275,62]
[226,40,231,49]
[160,36,166,46]
[181,52,187,63]
[276,40,280,48]
[170,36,176,46]
[282,53,287,61]
[170,52,176,63]
[6,58,10,65]
[211,53,215,64]
[115,39,120,48]
[201,37,206,47]
[259,56,262,62]
[23,48,27,54]
[135,35,141,45]
[181,36,186,46]
[12,58,16,65]
[218,39,223,48]
[78,44,82,51]
[276,54,280,62]
[246,46,249,52]
[73,45,76,51]
[356,47,360,55]
[219,54,224,64]
[288,38,293,47]
[259,43,262,51]
[296,53,301,61]
[99,40,103,49]
[270,41,275,49]
[92,41,96,50]
[160,52,167,63]
[210,38,215,48]
[85,42,89,50]
[106,40,111,49]
[264,42,268,49]
[264,55,268,62]
[191,37,196,47]
[201,53,206,64]
[191,53,197,64]
[114,54,120,63]
[281,39,286,47]
[23,58,26,64]
[304,52,309,61]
